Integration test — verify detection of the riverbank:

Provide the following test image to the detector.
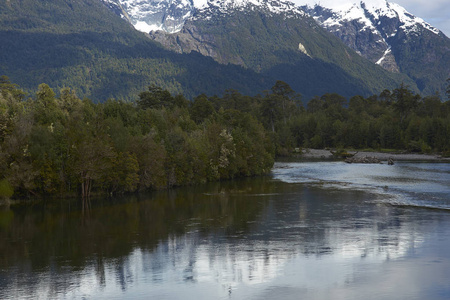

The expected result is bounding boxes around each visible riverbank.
[300,149,450,161]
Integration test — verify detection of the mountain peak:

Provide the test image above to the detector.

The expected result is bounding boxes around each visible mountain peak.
[102,0,195,33]
[100,0,449,97]
[103,0,305,33]
[302,1,449,97]
[306,1,440,36]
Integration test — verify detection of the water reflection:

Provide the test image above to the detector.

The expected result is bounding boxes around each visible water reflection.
[1,172,449,299]
[273,161,450,210]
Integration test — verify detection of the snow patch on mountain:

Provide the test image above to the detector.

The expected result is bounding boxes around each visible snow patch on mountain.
[103,0,306,33]
[306,0,439,36]
[376,46,391,65]
[102,0,440,39]
[192,0,306,21]
[301,0,443,72]
[135,20,163,32]
[192,0,208,8]
[102,0,194,33]
[387,2,439,35]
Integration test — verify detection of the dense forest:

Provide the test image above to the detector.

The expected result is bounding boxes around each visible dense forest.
[149,10,419,100]
[0,0,274,101]
[1,0,430,103]
[0,76,449,200]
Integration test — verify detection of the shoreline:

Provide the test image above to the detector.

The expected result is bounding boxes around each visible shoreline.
[300,149,450,162]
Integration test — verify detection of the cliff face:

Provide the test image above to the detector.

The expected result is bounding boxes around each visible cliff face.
[101,0,194,33]
[149,23,230,64]
[302,2,450,96]
[101,0,449,98]
[145,7,417,101]
[304,4,403,72]
[314,12,400,72]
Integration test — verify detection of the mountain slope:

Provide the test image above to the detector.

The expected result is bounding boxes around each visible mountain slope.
[0,0,272,100]
[302,0,450,97]
[113,0,416,99]
[106,0,449,99]
[101,0,194,33]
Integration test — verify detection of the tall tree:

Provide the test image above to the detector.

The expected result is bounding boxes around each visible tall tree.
[392,83,421,125]
[189,95,215,124]
[34,83,63,125]
[0,75,26,101]
[271,81,302,124]
[137,85,175,110]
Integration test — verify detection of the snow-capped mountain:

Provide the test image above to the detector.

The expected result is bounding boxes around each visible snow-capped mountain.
[101,0,449,97]
[302,0,444,72]
[302,0,449,97]
[192,0,306,20]
[103,0,305,33]
[306,0,440,36]
[102,0,194,33]
[103,0,446,70]
[104,0,443,38]
[101,0,419,100]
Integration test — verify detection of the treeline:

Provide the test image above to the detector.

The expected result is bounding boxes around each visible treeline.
[0,77,274,199]
[287,85,450,154]
[1,76,449,199]
[204,80,450,156]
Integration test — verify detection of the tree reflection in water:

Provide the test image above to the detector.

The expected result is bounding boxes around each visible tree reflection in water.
[1,175,449,299]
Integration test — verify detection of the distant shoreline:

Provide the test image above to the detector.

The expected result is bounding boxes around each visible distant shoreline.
[300,149,450,162]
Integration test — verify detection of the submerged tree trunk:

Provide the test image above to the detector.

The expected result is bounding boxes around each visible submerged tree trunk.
[81,171,92,211]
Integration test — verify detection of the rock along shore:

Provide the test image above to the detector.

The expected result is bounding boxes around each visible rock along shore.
[300,149,449,162]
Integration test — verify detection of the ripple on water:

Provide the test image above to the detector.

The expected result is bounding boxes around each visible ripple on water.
[272,161,450,211]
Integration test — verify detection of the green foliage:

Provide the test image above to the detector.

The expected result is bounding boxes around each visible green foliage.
[108,152,140,193]
[0,75,26,101]
[0,79,276,198]
[177,11,418,101]
[0,0,271,102]
[296,86,449,152]
[138,85,176,110]
[1,0,436,106]
[190,95,216,124]
[0,179,14,198]
[1,78,448,200]
[392,83,421,124]
[392,30,450,98]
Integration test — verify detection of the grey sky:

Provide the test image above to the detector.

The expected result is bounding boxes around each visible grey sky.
[296,0,450,37]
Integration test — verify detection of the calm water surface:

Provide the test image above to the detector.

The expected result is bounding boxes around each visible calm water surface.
[0,161,449,299]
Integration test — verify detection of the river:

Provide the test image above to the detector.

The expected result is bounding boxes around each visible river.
[0,161,449,299]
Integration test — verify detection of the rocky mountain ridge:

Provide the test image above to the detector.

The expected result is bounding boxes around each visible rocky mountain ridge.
[102,0,306,33]
[102,0,449,97]
[302,0,444,72]
[302,1,449,96]
[146,0,308,65]
[0,0,275,100]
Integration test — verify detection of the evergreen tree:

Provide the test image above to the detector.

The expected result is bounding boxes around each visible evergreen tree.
[189,94,215,124]
[392,83,420,125]
[137,85,175,110]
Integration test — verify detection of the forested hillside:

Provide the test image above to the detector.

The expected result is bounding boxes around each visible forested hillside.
[1,0,425,103]
[0,0,271,101]
[1,77,449,200]
[149,8,418,101]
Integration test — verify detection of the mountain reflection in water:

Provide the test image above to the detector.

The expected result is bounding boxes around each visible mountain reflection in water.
[0,162,449,299]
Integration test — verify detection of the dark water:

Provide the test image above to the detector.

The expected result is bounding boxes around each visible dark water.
[0,161,449,299]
